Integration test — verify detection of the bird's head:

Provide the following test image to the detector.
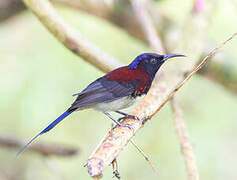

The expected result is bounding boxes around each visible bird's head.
[128,53,185,77]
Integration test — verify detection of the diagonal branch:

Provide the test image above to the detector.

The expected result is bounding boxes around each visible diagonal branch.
[85,32,237,178]
[23,0,122,73]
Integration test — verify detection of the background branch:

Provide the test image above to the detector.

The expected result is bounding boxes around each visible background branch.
[53,0,170,43]
[171,97,199,180]
[0,135,78,157]
[23,0,122,73]
[129,0,165,53]
[0,0,25,21]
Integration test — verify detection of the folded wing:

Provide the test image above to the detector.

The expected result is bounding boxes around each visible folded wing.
[68,77,135,111]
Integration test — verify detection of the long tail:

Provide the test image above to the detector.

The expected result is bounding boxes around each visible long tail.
[16,110,73,157]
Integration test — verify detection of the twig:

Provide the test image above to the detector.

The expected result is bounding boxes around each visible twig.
[85,32,237,178]
[130,139,159,177]
[171,97,199,180]
[0,135,78,156]
[197,53,237,94]
[23,0,122,73]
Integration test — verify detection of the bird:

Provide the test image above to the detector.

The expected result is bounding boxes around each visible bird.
[17,52,184,156]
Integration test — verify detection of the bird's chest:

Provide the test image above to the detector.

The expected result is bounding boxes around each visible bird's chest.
[93,96,136,112]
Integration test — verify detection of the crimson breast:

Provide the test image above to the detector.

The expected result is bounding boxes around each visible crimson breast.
[105,66,151,96]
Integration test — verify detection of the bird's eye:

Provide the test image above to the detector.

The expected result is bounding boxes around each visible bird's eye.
[150,58,156,64]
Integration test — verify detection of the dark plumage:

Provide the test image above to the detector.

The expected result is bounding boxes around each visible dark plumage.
[17,52,185,156]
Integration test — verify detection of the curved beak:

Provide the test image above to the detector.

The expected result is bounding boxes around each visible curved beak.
[163,54,186,61]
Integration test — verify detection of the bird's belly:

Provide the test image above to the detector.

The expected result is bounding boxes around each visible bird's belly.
[92,96,136,112]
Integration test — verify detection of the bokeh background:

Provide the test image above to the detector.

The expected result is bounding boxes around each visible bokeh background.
[0,0,237,179]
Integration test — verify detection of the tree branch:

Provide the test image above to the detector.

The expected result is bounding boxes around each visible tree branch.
[23,0,122,73]
[85,29,237,178]
[52,0,170,43]
[0,135,78,156]
[171,97,199,180]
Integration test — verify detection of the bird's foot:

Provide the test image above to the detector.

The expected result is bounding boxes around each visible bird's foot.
[104,112,133,130]
[115,111,140,121]
[114,114,140,130]
[113,122,133,130]
[118,115,140,122]
[126,114,140,121]
[112,120,133,130]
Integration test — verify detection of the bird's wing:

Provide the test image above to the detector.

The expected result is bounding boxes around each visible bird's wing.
[69,77,135,111]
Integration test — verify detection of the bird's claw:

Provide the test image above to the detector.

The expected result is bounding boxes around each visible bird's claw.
[113,122,133,130]
[118,115,140,122]
[133,115,141,121]
[127,114,140,121]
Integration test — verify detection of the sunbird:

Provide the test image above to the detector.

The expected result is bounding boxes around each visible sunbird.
[17,53,184,156]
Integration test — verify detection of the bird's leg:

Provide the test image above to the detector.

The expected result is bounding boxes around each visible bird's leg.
[115,111,140,121]
[103,112,132,129]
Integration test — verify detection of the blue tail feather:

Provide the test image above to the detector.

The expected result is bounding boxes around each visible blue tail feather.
[40,111,71,135]
[16,110,72,157]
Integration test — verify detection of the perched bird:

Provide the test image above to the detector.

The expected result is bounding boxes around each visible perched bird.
[17,53,184,156]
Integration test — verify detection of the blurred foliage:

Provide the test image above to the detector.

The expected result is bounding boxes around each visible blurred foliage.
[0,0,237,180]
